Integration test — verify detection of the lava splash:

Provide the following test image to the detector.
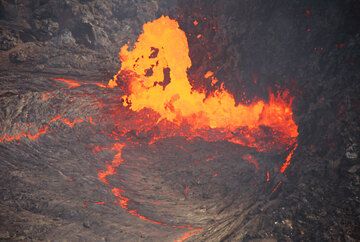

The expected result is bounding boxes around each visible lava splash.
[109,16,298,154]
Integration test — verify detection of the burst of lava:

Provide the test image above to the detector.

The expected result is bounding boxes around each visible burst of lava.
[108,15,298,155]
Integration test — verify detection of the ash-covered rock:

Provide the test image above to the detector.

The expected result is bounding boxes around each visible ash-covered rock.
[0,28,20,50]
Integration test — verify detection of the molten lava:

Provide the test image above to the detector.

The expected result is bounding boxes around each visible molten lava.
[280,143,298,173]
[109,15,298,154]
[0,115,91,143]
[52,78,81,88]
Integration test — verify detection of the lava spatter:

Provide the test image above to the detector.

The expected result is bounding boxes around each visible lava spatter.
[109,16,297,138]
[108,15,298,170]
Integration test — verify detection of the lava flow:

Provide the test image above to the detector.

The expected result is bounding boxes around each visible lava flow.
[97,142,203,240]
[98,143,163,225]
[0,114,90,143]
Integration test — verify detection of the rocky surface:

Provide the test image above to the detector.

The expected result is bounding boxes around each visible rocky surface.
[1,0,359,241]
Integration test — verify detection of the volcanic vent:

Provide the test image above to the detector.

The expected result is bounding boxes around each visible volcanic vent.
[1,1,359,241]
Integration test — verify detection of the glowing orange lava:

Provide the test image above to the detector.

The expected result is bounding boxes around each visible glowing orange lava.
[98,143,125,184]
[0,125,49,142]
[109,16,298,154]
[52,77,111,89]
[174,228,203,242]
[0,115,92,143]
[52,78,81,88]
[61,117,84,128]
[98,143,166,225]
[97,142,203,240]
[280,143,298,173]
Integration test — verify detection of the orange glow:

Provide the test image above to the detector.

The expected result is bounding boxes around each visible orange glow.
[98,143,125,184]
[211,78,218,86]
[98,143,166,225]
[52,77,115,89]
[109,16,298,144]
[88,116,95,125]
[112,187,129,209]
[94,201,106,205]
[128,209,163,225]
[204,71,214,78]
[107,78,118,88]
[174,228,203,242]
[94,82,108,88]
[52,78,81,88]
[0,114,90,143]
[61,117,84,128]
[280,143,298,173]
[50,115,62,123]
[97,16,300,240]
[0,125,49,142]
[193,20,199,26]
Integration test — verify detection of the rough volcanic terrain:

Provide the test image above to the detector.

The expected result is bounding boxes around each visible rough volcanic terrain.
[1,1,359,241]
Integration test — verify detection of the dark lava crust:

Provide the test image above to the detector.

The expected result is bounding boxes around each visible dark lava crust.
[1,0,360,241]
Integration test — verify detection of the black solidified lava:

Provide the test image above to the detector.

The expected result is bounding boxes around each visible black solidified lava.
[0,1,359,241]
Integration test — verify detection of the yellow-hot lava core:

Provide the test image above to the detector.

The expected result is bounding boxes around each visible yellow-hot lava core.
[110,15,298,140]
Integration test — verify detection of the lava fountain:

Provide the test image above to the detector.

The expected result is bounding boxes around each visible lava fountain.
[108,16,298,162]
